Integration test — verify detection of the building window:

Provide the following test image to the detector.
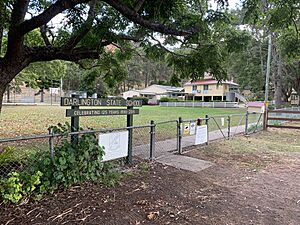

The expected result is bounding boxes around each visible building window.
[203,85,208,91]
[192,85,197,91]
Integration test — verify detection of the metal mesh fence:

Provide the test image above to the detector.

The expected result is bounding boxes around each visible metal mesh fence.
[155,121,178,156]
[247,112,264,134]
[132,126,152,159]
[0,125,153,178]
[0,111,266,177]
[0,137,49,177]
[208,116,229,140]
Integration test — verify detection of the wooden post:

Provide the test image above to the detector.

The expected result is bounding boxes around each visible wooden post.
[263,102,268,130]
[71,94,80,145]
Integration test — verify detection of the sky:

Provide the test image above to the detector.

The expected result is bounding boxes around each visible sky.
[210,0,242,9]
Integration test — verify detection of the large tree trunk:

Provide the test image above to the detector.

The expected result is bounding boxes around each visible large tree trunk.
[0,86,5,112]
[0,60,28,112]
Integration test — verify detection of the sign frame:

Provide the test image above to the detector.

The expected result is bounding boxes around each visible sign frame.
[62,95,141,164]
[61,97,142,107]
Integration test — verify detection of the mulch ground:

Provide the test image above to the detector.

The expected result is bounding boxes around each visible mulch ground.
[1,133,300,225]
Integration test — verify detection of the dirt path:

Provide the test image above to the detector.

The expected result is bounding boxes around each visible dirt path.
[1,130,300,225]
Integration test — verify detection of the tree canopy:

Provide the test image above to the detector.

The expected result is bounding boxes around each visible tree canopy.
[0,0,254,111]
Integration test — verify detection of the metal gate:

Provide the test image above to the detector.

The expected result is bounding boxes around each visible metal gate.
[154,120,179,157]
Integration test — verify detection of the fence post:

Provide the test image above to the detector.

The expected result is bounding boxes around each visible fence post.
[126,99,134,164]
[245,111,249,135]
[205,114,209,145]
[178,117,183,154]
[149,120,155,160]
[49,128,54,160]
[71,94,80,145]
[263,104,268,130]
[227,115,231,139]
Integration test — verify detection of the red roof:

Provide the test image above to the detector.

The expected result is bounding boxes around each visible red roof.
[184,79,239,86]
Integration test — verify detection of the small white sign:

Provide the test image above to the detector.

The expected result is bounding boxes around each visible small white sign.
[99,131,128,161]
[190,122,196,135]
[183,123,190,135]
[49,87,59,94]
[195,125,208,145]
[221,117,225,126]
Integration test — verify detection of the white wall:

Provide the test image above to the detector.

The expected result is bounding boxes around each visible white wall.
[122,90,140,99]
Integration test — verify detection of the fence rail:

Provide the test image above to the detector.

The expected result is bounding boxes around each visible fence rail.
[267,106,300,130]
[159,101,239,108]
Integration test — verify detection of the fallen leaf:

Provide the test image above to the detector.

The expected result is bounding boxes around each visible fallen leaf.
[147,211,159,220]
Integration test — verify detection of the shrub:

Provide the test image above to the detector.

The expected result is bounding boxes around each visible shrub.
[0,171,43,203]
[0,123,123,204]
[159,97,178,102]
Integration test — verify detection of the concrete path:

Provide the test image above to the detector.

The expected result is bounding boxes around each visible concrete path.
[156,154,214,172]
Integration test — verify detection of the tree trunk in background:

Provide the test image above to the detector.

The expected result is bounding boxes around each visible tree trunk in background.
[0,68,21,112]
[40,89,44,102]
[144,72,148,88]
[6,84,10,103]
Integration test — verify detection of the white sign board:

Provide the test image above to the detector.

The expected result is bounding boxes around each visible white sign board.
[49,87,59,94]
[221,117,225,127]
[99,131,128,161]
[195,125,208,145]
[190,122,196,135]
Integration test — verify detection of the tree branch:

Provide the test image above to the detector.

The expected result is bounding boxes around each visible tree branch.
[6,0,30,58]
[149,34,187,57]
[40,25,51,46]
[102,0,194,36]
[63,0,97,50]
[26,40,111,62]
[134,0,146,13]
[16,0,89,37]
[27,47,100,62]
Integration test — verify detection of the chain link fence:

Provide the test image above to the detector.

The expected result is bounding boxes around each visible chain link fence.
[0,111,264,177]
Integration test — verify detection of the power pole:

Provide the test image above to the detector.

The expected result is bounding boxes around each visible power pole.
[265,34,272,103]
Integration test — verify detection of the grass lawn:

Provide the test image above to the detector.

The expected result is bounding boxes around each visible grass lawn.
[0,105,245,137]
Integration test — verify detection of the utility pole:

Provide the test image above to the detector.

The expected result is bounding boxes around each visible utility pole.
[60,77,63,98]
[265,33,272,103]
